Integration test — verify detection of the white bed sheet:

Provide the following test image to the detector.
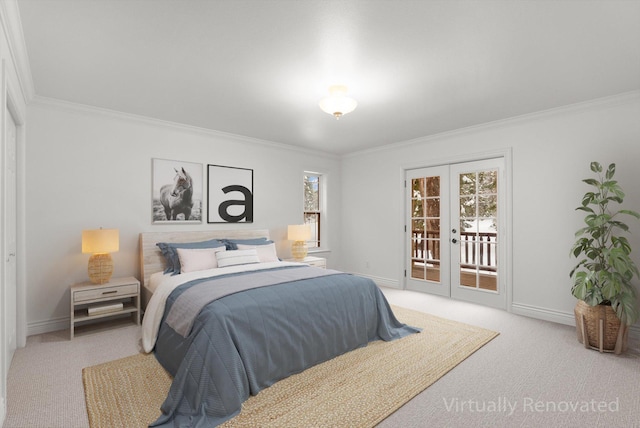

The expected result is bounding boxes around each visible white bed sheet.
[148,271,167,295]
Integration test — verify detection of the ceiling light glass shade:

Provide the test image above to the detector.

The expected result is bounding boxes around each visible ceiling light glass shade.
[319,85,357,119]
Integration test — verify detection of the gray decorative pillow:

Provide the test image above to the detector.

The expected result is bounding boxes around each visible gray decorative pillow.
[157,239,226,274]
[222,237,273,250]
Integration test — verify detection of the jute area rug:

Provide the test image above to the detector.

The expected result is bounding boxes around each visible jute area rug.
[83,306,498,428]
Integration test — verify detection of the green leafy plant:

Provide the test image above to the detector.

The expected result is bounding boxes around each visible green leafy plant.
[570,162,640,325]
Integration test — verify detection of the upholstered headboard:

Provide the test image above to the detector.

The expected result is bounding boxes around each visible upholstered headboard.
[139,229,270,290]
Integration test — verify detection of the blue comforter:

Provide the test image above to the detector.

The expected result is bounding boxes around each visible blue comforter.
[151,265,419,427]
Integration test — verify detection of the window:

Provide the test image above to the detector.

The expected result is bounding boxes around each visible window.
[303,173,321,248]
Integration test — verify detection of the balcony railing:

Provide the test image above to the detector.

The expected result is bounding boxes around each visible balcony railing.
[411,230,497,272]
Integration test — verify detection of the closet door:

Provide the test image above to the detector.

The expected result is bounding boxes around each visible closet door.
[2,62,20,414]
[3,93,18,376]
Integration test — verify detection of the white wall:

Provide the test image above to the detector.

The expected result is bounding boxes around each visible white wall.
[21,91,640,337]
[340,93,640,327]
[18,79,640,342]
[24,100,342,334]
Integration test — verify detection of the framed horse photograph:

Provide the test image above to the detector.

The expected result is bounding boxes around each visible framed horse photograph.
[152,158,203,224]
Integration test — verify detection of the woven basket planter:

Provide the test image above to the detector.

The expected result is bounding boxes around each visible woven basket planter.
[574,300,628,354]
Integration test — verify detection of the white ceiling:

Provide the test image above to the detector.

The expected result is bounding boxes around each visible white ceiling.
[15,0,640,155]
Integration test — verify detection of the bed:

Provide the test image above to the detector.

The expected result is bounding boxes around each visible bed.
[139,229,420,427]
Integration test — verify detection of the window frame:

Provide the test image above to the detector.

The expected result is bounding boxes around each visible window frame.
[303,172,324,250]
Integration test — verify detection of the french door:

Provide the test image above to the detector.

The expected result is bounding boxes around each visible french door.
[406,158,506,309]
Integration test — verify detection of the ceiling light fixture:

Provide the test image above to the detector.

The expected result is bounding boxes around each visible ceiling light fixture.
[319,85,357,119]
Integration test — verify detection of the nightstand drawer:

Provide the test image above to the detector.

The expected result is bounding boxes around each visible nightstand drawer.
[74,283,138,302]
[306,258,326,268]
[285,256,327,268]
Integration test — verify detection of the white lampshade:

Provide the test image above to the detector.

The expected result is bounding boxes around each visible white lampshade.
[288,224,311,241]
[82,229,119,254]
[319,85,357,119]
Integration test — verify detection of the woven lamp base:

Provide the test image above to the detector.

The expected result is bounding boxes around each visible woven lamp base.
[291,241,308,261]
[88,253,114,284]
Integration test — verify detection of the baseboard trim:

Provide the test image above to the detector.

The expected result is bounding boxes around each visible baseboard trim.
[350,272,400,289]
[511,302,575,326]
[629,325,639,340]
[27,316,69,336]
[512,302,640,340]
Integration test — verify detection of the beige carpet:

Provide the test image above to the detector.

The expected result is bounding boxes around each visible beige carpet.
[83,306,498,428]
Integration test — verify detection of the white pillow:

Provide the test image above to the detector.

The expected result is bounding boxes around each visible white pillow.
[176,247,226,273]
[236,242,279,263]
[216,249,260,268]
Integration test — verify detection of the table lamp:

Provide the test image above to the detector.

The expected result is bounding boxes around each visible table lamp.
[82,228,119,284]
[288,224,311,261]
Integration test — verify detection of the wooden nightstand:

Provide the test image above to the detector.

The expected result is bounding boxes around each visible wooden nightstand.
[70,276,140,339]
[286,256,327,268]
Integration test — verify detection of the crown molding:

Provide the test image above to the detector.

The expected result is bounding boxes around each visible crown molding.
[344,90,640,159]
[0,0,35,102]
[30,95,340,160]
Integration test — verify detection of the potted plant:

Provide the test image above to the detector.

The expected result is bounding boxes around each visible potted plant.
[570,162,640,354]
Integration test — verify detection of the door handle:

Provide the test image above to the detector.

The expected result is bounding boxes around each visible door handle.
[451,239,458,244]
